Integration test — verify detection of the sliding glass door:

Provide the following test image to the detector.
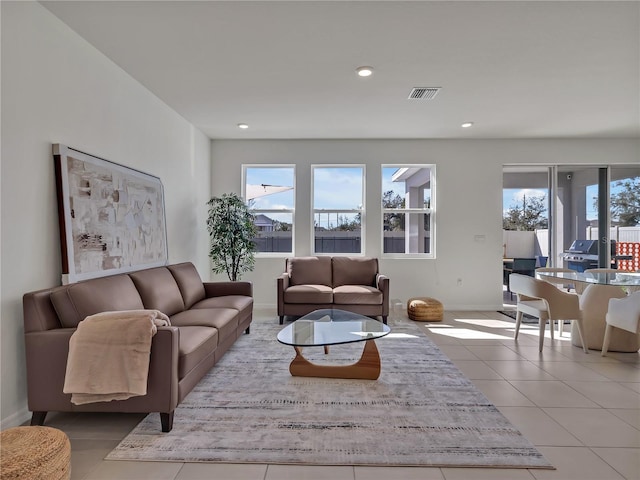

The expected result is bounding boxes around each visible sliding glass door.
[504,165,640,271]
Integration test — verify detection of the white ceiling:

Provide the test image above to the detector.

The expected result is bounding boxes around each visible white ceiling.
[41,0,640,140]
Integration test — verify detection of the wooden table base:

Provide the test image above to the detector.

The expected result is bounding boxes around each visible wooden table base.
[288,339,382,380]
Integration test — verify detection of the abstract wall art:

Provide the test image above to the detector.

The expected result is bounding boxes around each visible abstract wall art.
[53,144,168,284]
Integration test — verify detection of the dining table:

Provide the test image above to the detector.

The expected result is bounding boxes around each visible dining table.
[536,270,640,352]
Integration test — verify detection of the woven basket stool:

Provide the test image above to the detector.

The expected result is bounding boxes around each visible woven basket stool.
[0,426,71,480]
[407,297,443,322]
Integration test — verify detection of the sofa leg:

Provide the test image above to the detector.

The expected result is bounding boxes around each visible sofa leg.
[245,326,250,334]
[382,315,388,325]
[31,411,47,426]
[279,315,284,325]
[160,411,174,432]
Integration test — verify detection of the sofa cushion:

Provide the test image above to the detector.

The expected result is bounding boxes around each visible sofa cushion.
[283,284,333,304]
[51,275,144,328]
[191,295,253,312]
[176,326,219,379]
[332,257,378,287]
[287,256,332,287]
[167,263,206,309]
[333,285,383,305]
[129,267,185,316]
[171,308,239,341]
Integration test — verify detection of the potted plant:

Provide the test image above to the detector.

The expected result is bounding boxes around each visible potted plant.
[206,193,258,281]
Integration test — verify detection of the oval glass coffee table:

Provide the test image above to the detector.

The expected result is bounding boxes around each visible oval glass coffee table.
[277,309,391,380]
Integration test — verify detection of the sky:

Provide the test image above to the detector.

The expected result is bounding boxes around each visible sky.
[247,169,630,226]
[502,188,547,217]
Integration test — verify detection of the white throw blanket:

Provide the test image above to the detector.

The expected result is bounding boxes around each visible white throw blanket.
[63,309,170,405]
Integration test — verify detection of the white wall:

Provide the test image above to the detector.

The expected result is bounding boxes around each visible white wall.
[0,2,211,428]
[503,231,536,258]
[210,139,639,311]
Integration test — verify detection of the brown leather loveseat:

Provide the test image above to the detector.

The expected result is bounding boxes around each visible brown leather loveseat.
[277,256,389,325]
[22,262,252,432]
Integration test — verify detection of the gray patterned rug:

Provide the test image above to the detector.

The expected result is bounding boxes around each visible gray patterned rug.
[106,316,553,469]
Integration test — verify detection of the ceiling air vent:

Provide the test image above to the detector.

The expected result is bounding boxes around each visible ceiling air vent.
[408,87,441,100]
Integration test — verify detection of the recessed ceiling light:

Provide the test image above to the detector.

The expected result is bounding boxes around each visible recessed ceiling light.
[237,123,249,129]
[461,122,474,128]
[356,66,373,77]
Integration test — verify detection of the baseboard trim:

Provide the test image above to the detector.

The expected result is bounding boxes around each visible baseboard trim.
[1,405,30,430]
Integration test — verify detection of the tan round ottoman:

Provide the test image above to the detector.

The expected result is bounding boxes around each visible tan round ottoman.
[407,297,443,322]
[0,426,71,480]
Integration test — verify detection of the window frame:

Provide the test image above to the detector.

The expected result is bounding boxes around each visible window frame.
[381,164,436,259]
[242,164,296,257]
[311,164,365,256]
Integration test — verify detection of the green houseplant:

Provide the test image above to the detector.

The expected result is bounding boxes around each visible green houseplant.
[206,193,258,281]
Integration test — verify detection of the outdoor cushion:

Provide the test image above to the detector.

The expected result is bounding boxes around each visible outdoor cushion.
[283,284,333,304]
[288,256,332,286]
[332,257,378,287]
[333,285,383,305]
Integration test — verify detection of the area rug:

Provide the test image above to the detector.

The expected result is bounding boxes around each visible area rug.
[106,316,553,469]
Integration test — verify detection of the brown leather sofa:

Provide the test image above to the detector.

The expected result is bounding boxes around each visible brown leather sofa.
[22,262,252,432]
[277,256,389,325]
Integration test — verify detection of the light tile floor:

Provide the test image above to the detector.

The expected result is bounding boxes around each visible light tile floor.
[37,306,639,480]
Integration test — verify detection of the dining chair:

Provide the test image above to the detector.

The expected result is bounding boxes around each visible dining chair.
[601,291,640,356]
[535,267,575,291]
[535,267,576,336]
[509,273,589,353]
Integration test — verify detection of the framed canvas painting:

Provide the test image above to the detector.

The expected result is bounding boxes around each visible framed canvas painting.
[53,144,168,284]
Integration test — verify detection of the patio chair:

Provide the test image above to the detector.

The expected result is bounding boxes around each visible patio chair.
[602,291,640,356]
[509,273,589,353]
[504,258,537,299]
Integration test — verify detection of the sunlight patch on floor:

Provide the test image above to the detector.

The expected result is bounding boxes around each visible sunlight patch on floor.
[454,318,515,329]
[513,325,573,341]
[425,327,512,340]
[385,332,419,339]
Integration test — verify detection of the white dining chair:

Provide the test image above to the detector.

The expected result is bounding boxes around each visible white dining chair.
[536,267,576,337]
[509,273,589,353]
[602,291,640,356]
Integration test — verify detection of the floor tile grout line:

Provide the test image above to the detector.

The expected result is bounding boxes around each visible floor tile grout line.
[588,446,634,480]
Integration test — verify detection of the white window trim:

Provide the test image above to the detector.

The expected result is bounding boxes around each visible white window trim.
[381,164,436,259]
[311,164,366,256]
[242,164,296,257]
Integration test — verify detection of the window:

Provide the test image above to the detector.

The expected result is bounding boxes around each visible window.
[312,166,364,254]
[382,166,434,256]
[243,165,295,254]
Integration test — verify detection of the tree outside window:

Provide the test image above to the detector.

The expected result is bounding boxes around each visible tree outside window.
[382,166,434,256]
[503,194,549,231]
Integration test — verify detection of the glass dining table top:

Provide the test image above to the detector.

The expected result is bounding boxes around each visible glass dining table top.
[276,309,390,347]
[537,270,640,287]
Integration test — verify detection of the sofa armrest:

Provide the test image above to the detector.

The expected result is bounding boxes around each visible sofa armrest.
[277,273,290,316]
[376,274,390,316]
[146,326,180,410]
[24,326,181,414]
[376,273,389,291]
[203,281,253,298]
